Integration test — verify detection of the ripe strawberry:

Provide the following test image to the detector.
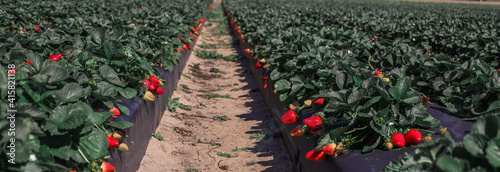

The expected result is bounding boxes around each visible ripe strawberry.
[191,26,196,31]
[48,53,62,62]
[264,81,268,88]
[374,71,383,76]
[255,61,264,69]
[69,171,77,172]
[259,46,263,49]
[188,44,191,49]
[178,36,182,40]
[70,50,73,53]
[391,133,406,148]
[372,37,375,41]
[142,79,151,89]
[312,98,324,105]
[262,77,268,80]
[26,60,33,66]
[385,142,393,150]
[305,150,326,161]
[107,136,119,149]
[290,125,307,136]
[183,44,188,50]
[281,110,297,124]
[245,49,250,53]
[154,87,164,94]
[110,107,120,118]
[149,76,160,87]
[405,129,422,145]
[143,91,156,101]
[303,116,322,128]
[322,143,336,155]
[191,38,195,42]
[310,125,322,135]
[148,84,156,91]
[190,31,193,35]
[101,162,115,172]
[234,26,239,31]
[230,21,234,24]
[118,143,129,151]
[34,26,41,31]
[8,69,17,75]
[199,19,205,23]
[176,48,182,53]
[351,30,354,33]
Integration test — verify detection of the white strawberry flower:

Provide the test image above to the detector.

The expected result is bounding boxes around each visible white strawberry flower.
[388,122,394,126]
[29,154,37,161]
[348,50,352,54]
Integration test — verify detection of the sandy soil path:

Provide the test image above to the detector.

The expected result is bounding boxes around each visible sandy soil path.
[137,1,292,172]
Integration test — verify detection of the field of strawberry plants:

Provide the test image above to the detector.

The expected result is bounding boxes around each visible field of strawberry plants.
[223,0,500,171]
[0,0,213,171]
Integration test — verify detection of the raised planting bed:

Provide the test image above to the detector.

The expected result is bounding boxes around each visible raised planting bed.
[221,0,498,171]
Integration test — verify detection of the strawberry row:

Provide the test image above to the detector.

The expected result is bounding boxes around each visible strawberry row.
[0,0,213,171]
[223,0,500,164]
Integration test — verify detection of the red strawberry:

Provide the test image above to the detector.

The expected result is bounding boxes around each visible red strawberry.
[101,162,115,172]
[69,171,77,172]
[391,133,406,148]
[8,69,17,75]
[322,143,336,156]
[154,87,164,94]
[405,129,422,145]
[110,107,120,118]
[191,38,195,42]
[176,48,182,53]
[230,21,234,24]
[290,125,307,136]
[199,19,205,23]
[374,71,383,76]
[34,26,41,31]
[190,31,193,35]
[281,110,297,124]
[312,98,324,105]
[303,116,322,128]
[310,125,322,135]
[351,30,354,33]
[255,61,264,69]
[305,150,326,161]
[48,53,62,62]
[188,44,191,49]
[183,44,188,50]
[245,49,250,53]
[262,77,268,80]
[107,136,119,149]
[70,50,73,53]
[248,52,252,56]
[191,26,196,31]
[234,26,239,31]
[264,81,268,88]
[372,37,375,41]
[178,36,182,40]
[259,46,263,49]
[142,79,151,89]
[148,84,156,91]
[497,69,500,71]
[149,76,160,87]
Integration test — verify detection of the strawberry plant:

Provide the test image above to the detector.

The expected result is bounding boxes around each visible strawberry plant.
[0,0,213,170]
[223,0,500,161]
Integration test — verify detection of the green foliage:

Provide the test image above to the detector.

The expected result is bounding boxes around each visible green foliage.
[152,133,165,141]
[180,84,192,93]
[210,68,226,74]
[167,97,192,112]
[199,42,217,49]
[250,132,272,140]
[224,0,500,156]
[384,115,500,171]
[195,50,240,61]
[232,147,250,152]
[185,169,199,172]
[217,151,238,158]
[213,115,230,121]
[245,161,256,166]
[199,93,233,99]
[0,0,211,170]
[181,73,192,79]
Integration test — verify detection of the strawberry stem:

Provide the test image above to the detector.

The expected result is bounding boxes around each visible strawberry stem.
[344,125,368,134]
[77,148,90,164]
[414,128,436,134]
[94,124,104,134]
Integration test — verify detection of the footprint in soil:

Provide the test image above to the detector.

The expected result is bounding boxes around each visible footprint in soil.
[173,127,193,136]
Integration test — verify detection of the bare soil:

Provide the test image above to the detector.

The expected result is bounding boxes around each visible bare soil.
[137,1,292,172]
